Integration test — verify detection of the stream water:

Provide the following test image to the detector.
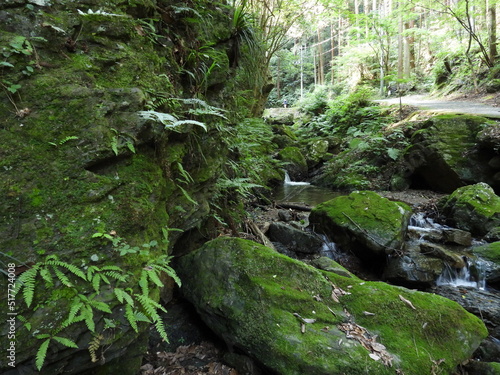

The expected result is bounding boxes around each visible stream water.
[274,175,493,290]
[273,173,342,206]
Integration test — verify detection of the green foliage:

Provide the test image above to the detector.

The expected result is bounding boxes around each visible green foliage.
[110,128,136,156]
[14,239,180,370]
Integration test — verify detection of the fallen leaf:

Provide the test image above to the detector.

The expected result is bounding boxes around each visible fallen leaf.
[399,294,416,310]
[363,311,375,316]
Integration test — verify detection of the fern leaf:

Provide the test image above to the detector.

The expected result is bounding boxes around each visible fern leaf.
[39,268,54,286]
[111,137,118,156]
[35,338,51,371]
[114,287,125,303]
[138,271,149,296]
[115,288,134,306]
[17,315,32,331]
[152,264,182,287]
[88,334,103,363]
[52,260,87,280]
[62,300,84,329]
[169,119,207,131]
[52,336,78,348]
[154,317,169,342]
[177,185,198,205]
[100,273,110,285]
[134,311,151,322]
[52,266,73,287]
[80,305,95,332]
[88,299,112,314]
[145,269,164,288]
[125,304,138,332]
[17,267,38,307]
[104,271,128,282]
[91,275,101,293]
[126,141,136,154]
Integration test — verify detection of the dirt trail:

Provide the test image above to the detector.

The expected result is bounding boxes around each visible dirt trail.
[376,94,500,119]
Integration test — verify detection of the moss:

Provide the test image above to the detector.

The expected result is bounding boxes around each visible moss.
[473,242,500,263]
[310,191,411,256]
[177,237,487,375]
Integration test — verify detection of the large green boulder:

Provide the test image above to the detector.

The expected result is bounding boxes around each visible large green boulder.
[406,115,495,192]
[473,242,500,286]
[439,183,500,237]
[308,191,412,260]
[176,237,488,375]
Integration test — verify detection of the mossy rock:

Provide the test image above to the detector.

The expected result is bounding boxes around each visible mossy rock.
[439,183,500,236]
[278,146,308,181]
[406,115,495,192]
[474,242,500,264]
[309,191,412,260]
[176,237,487,375]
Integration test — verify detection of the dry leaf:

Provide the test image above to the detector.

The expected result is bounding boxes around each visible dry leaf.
[363,311,375,316]
[399,294,416,310]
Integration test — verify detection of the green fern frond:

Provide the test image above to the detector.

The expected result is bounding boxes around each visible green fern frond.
[144,268,164,288]
[45,257,86,280]
[154,317,169,342]
[134,311,150,322]
[52,266,73,287]
[35,338,51,371]
[52,336,78,348]
[62,300,84,329]
[78,305,95,332]
[18,315,31,331]
[104,270,128,282]
[88,299,112,314]
[124,304,138,332]
[39,268,54,286]
[114,287,134,306]
[151,263,181,287]
[16,267,38,307]
[138,271,149,296]
[91,275,101,293]
[178,185,198,205]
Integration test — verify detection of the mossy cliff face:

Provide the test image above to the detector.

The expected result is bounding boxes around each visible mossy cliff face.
[176,237,487,375]
[309,191,412,261]
[0,1,255,373]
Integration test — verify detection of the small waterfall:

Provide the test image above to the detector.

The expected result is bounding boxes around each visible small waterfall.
[436,258,487,290]
[284,171,310,186]
[318,234,340,260]
[409,212,443,229]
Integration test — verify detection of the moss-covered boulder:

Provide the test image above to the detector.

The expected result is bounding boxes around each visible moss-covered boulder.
[439,183,500,237]
[278,146,308,181]
[406,115,495,192]
[473,242,500,287]
[176,237,488,375]
[308,191,412,261]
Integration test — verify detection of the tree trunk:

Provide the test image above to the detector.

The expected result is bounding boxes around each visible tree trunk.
[488,1,497,65]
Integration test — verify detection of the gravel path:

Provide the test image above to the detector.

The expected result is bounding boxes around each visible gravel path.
[376,94,500,118]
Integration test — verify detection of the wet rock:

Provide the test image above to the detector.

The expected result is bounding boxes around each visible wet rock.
[177,237,487,375]
[267,222,323,255]
[443,228,473,246]
[277,146,308,181]
[383,242,444,288]
[439,183,500,237]
[309,191,412,261]
[473,242,500,287]
[419,242,467,268]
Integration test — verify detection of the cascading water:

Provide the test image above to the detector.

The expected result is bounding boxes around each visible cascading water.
[409,213,488,290]
[284,171,310,186]
[436,259,488,290]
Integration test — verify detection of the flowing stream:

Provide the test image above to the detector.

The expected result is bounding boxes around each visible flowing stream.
[273,172,342,206]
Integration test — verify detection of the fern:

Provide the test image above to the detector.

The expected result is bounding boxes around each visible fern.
[16,266,38,307]
[124,304,138,332]
[35,338,51,371]
[138,110,207,131]
[178,185,198,205]
[88,334,103,363]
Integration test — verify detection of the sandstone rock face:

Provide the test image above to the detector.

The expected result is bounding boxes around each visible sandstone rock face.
[176,237,488,375]
[308,191,412,260]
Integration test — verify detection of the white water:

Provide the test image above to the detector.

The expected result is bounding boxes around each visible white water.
[284,171,310,186]
[436,261,487,290]
[409,213,488,290]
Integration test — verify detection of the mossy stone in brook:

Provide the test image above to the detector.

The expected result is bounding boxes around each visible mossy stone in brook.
[309,191,412,260]
[439,183,500,236]
[278,146,308,180]
[176,237,487,375]
[473,242,500,264]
